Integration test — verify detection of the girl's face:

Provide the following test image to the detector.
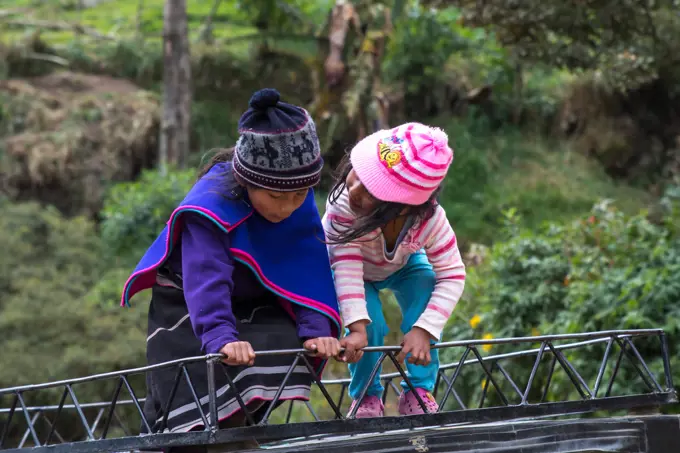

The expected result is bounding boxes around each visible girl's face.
[246,186,308,223]
[346,168,379,216]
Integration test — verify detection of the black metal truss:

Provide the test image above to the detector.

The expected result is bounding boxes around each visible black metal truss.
[0,329,676,452]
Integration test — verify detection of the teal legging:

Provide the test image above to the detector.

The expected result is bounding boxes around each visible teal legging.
[347,251,440,400]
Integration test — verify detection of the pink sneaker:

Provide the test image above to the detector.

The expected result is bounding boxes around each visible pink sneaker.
[347,395,384,418]
[398,388,439,415]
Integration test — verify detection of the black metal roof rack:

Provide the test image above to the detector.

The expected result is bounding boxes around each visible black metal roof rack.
[0,329,677,452]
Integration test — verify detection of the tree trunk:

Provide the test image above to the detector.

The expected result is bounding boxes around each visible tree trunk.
[160,0,192,171]
[324,0,355,87]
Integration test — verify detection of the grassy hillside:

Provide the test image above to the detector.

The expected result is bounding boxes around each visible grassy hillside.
[414,117,651,247]
[0,0,331,61]
[0,0,254,41]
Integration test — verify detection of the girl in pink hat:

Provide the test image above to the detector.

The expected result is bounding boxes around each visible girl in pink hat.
[323,122,466,418]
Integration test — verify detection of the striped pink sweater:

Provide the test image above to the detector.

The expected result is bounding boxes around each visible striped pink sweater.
[322,189,466,340]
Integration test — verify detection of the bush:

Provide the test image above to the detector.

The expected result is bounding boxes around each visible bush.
[100,168,196,264]
[384,7,467,98]
[0,200,103,301]
[383,5,514,119]
[0,201,146,442]
[444,199,680,408]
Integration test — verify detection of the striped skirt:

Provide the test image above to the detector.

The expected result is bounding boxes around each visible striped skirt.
[141,283,311,434]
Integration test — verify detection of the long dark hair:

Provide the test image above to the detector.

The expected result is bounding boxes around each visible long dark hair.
[326,153,441,244]
[197,147,246,200]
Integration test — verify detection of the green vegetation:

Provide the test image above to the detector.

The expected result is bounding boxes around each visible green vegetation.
[442,190,680,408]
[100,168,197,262]
[0,199,146,394]
[430,117,652,246]
[439,0,680,92]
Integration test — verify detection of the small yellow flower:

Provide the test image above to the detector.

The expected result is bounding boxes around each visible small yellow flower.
[531,327,540,337]
[360,37,376,53]
[469,314,482,329]
[481,333,494,352]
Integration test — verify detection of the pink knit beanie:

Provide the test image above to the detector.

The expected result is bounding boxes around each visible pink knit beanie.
[350,122,454,205]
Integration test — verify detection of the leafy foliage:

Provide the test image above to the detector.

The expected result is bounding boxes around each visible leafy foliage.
[382,3,573,125]
[0,200,146,410]
[383,6,470,97]
[444,199,680,406]
[235,0,333,34]
[660,181,680,236]
[431,0,680,91]
[100,168,196,263]
[0,200,102,305]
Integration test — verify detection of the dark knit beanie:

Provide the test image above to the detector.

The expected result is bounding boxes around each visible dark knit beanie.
[233,88,323,191]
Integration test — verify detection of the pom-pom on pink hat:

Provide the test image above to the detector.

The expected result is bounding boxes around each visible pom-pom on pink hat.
[350,122,454,206]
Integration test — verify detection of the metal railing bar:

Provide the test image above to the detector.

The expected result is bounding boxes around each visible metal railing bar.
[592,338,614,398]
[0,328,672,451]
[38,413,65,445]
[0,329,670,451]
[468,347,509,406]
[660,333,675,390]
[219,363,256,426]
[495,362,523,400]
[620,337,663,392]
[259,354,301,425]
[17,411,39,448]
[43,387,67,445]
[545,343,589,399]
[522,342,547,404]
[439,347,471,409]
[384,353,430,413]
[348,353,389,419]
[539,355,558,403]
[300,356,343,420]
[605,346,626,398]
[0,331,660,395]
[0,394,18,447]
[322,334,635,384]
[435,372,466,410]
[15,393,39,447]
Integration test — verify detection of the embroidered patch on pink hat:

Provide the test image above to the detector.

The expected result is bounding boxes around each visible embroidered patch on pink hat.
[350,122,454,206]
[377,135,405,169]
